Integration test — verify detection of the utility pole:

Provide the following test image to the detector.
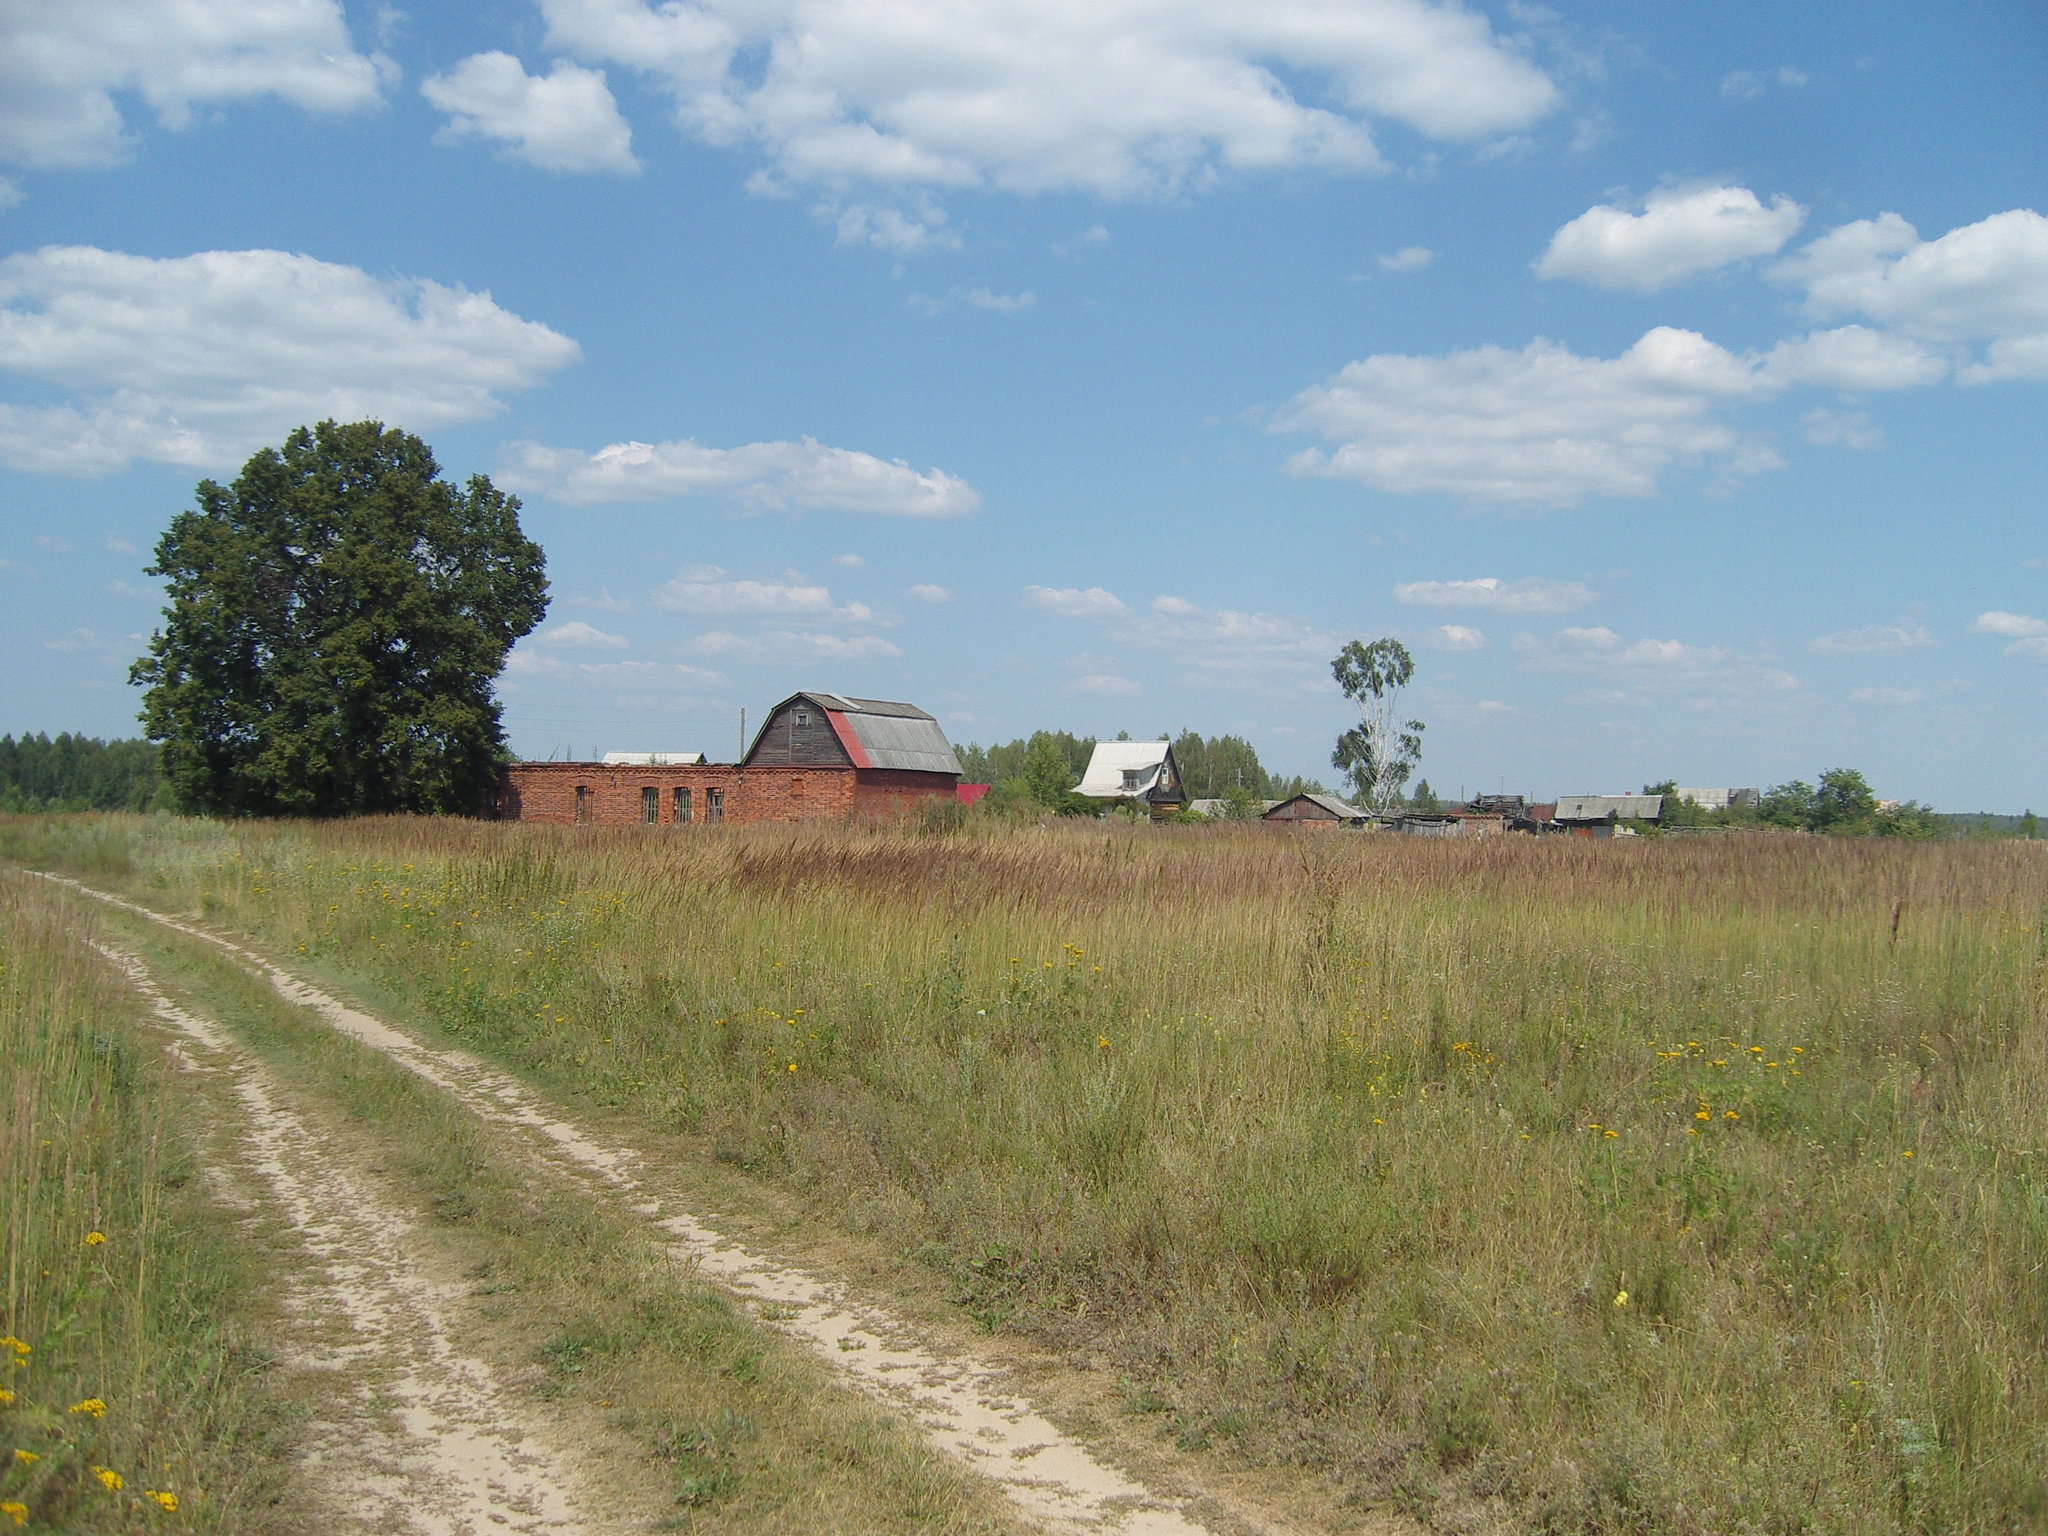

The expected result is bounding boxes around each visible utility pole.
[738,708,746,765]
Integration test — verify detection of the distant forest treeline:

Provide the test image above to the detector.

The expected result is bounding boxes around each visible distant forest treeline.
[0,734,165,812]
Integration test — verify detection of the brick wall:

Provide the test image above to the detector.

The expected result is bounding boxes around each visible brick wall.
[495,762,954,826]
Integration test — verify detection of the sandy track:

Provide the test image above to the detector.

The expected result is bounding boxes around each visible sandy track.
[92,937,605,1536]
[49,874,1274,1536]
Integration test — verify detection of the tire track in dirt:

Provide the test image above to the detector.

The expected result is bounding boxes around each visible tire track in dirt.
[47,874,1279,1536]
[91,937,606,1536]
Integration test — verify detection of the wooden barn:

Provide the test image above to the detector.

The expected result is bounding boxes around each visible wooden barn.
[1262,791,1368,828]
[492,690,963,826]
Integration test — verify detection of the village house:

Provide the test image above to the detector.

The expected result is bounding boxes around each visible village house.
[1262,792,1368,828]
[1074,740,1186,819]
[493,692,964,826]
[1553,794,1664,836]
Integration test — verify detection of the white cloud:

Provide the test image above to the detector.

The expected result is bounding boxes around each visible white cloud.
[693,629,902,662]
[1393,576,1596,615]
[0,178,21,212]
[502,436,978,515]
[1800,407,1881,448]
[1277,326,1775,504]
[908,583,954,604]
[539,0,1558,200]
[1773,208,2048,381]
[423,53,638,174]
[1973,610,2048,659]
[1972,610,2048,638]
[0,0,388,169]
[1536,185,1806,291]
[1850,686,1927,706]
[538,619,629,648]
[831,553,865,568]
[655,568,871,622]
[1513,624,1799,700]
[1433,624,1486,650]
[1760,324,1948,391]
[101,533,138,554]
[1068,672,1141,697]
[1378,246,1433,273]
[1024,585,1128,618]
[1809,621,1932,654]
[964,287,1035,313]
[827,201,960,253]
[0,246,579,475]
[505,652,723,689]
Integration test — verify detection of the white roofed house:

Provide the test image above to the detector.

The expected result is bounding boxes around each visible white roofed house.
[1075,741,1186,820]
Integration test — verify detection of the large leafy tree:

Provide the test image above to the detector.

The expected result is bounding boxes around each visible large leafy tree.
[131,421,547,816]
[1331,637,1424,811]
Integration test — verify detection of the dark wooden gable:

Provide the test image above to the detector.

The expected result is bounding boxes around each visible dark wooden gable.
[744,696,854,768]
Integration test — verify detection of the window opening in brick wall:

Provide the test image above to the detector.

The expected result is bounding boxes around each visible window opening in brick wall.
[705,787,723,824]
[642,786,659,823]
[574,784,590,821]
[674,787,692,824]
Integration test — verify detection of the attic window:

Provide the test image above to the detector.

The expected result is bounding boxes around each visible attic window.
[794,709,811,727]
[1122,768,1143,791]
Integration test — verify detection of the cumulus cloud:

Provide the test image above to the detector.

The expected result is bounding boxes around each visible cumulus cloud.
[1809,620,1933,654]
[502,436,978,515]
[1393,576,1596,615]
[538,0,1558,200]
[0,246,579,475]
[1033,587,1332,691]
[1378,246,1434,272]
[693,629,902,662]
[1432,624,1485,650]
[0,0,388,169]
[1800,408,1881,448]
[1024,585,1128,619]
[1759,325,1948,391]
[538,619,629,648]
[1536,185,1806,291]
[1973,610,2048,660]
[832,553,865,568]
[908,583,954,604]
[423,53,638,173]
[1773,208,2048,381]
[655,567,871,622]
[1277,326,1778,504]
[964,287,1035,313]
[1513,624,1799,700]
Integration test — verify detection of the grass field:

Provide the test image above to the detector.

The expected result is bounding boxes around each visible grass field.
[5,813,2045,1535]
[0,870,298,1532]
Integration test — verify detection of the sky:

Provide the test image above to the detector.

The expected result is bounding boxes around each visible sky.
[1,0,2044,809]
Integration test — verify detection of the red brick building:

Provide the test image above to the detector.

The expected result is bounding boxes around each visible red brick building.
[493,691,965,826]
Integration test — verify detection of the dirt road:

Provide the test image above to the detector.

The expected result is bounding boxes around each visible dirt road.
[52,873,1320,1536]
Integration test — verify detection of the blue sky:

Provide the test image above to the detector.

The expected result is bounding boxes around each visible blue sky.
[2,0,2044,808]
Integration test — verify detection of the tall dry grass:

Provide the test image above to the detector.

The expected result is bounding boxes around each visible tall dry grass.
[0,869,290,1530]
[8,814,2046,1533]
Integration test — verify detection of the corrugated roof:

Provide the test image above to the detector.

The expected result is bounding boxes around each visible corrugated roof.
[1265,792,1366,821]
[1076,741,1173,798]
[1554,794,1664,821]
[837,708,962,774]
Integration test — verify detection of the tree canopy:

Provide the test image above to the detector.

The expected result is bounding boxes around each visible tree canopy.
[131,421,547,817]
[0,734,164,812]
[1331,637,1424,811]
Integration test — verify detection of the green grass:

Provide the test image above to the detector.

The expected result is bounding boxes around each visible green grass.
[0,870,296,1531]
[7,813,2048,1534]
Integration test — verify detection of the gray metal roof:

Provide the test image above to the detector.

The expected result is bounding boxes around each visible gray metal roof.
[1265,792,1366,821]
[786,692,961,774]
[1554,794,1664,822]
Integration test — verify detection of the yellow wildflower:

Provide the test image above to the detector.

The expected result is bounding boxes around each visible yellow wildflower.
[146,1491,179,1512]
[1096,1034,1109,1050]
[0,1339,27,1358]
[1613,1289,1629,1308]
[12,1451,35,1465]
[69,1398,106,1418]
[92,1465,124,1490]
[1604,1129,1618,1139]
[1695,1108,1711,1121]
[787,1062,798,1073]
[84,1231,106,1247]
[1724,1110,1740,1121]
[1,1500,25,1527]
[0,1390,10,1407]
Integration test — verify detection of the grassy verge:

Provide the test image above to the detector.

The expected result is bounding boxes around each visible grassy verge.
[7,814,2048,1533]
[85,892,1023,1536]
[0,870,295,1532]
